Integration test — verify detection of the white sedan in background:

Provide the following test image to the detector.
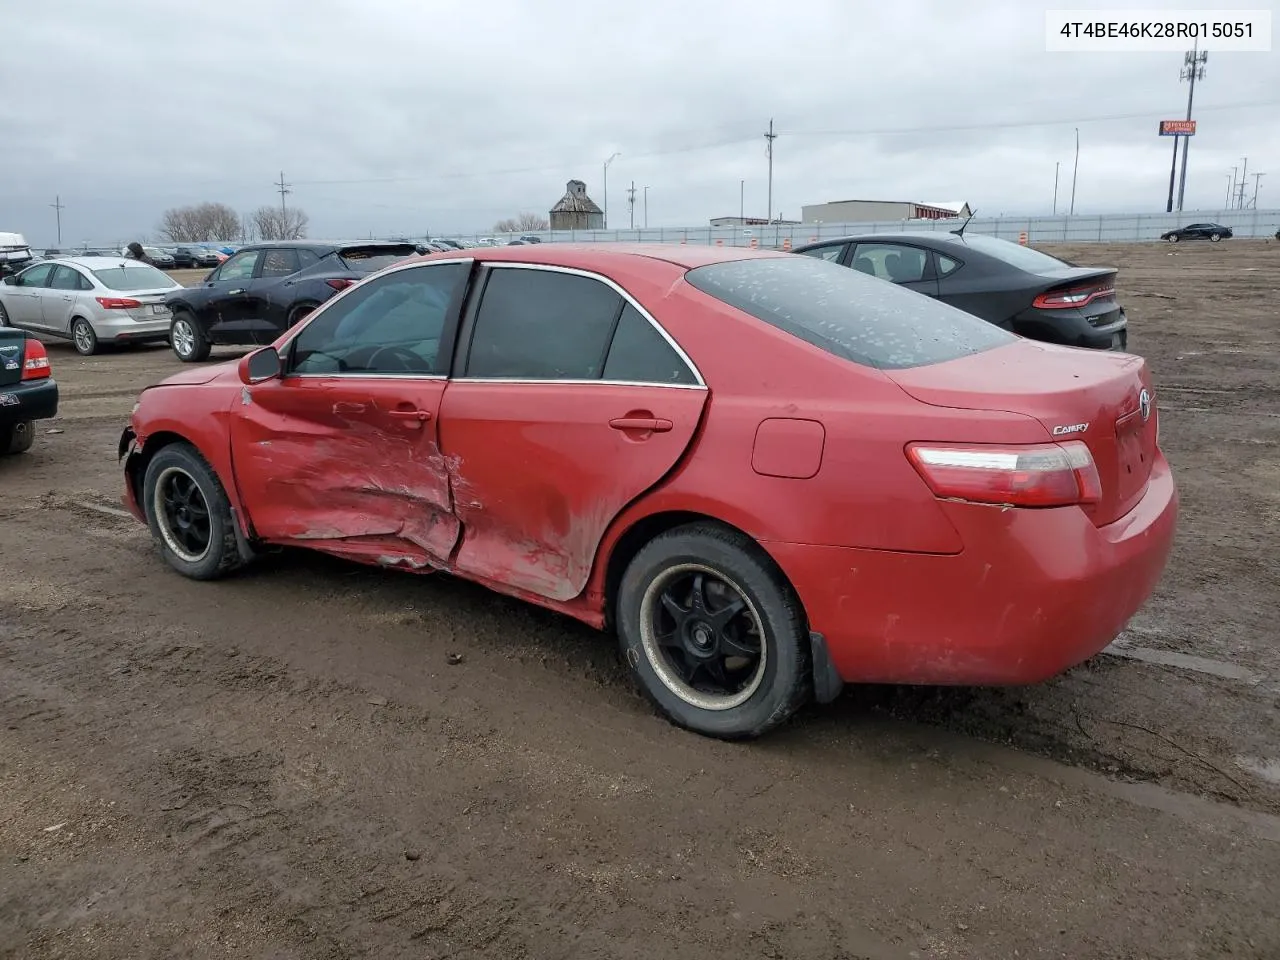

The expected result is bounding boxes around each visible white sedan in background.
[0,257,181,355]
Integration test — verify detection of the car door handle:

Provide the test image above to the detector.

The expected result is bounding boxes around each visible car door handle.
[609,416,673,432]
[62,295,73,301]
[229,288,245,295]
[332,401,367,415]
[388,408,432,423]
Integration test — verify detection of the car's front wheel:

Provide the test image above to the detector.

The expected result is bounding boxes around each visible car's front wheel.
[0,420,34,455]
[617,523,811,739]
[141,442,244,580]
[1167,233,1180,242]
[170,311,210,362]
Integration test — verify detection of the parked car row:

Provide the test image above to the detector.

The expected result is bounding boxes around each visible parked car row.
[115,241,1178,740]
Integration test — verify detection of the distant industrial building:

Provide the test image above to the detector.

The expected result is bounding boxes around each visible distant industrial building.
[550,180,605,230]
[709,216,802,227]
[800,200,971,224]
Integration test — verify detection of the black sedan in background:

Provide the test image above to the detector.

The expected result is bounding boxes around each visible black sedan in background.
[792,231,1128,350]
[165,240,420,361]
[170,246,222,269]
[1160,222,1232,242]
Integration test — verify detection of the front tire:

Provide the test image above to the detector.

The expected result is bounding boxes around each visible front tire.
[1167,233,1180,243]
[141,443,244,580]
[0,301,10,326]
[170,311,210,362]
[617,523,811,739]
[0,420,34,455]
[71,317,99,356]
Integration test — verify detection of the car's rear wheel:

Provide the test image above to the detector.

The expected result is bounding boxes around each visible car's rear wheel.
[170,311,210,362]
[617,523,811,739]
[287,302,318,328]
[71,317,98,356]
[0,301,10,325]
[1210,233,1221,242]
[141,443,244,580]
[0,420,34,455]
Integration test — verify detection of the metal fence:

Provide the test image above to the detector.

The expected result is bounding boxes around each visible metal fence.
[462,207,1280,247]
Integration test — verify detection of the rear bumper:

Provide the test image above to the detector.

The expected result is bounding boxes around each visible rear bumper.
[0,377,58,423]
[763,453,1178,686]
[1015,305,1127,350]
[98,315,171,343]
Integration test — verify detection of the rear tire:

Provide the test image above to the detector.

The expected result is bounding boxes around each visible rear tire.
[287,302,318,328]
[170,311,210,362]
[1209,233,1221,242]
[0,302,10,326]
[616,523,811,740]
[141,442,244,580]
[71,317,98,356]
[0,420,35,455]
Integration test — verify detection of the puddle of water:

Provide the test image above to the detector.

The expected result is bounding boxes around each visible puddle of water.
[1102,643,1265,685]
[1235,756,1280,786]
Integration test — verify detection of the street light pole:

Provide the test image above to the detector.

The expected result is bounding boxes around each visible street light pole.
[1069,128,1079,215]
[603,152,621,229]
[1053,162,1059,214]
[643,186,649,229]
[740,179,744,221]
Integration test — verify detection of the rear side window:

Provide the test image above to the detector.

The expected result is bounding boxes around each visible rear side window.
[90,265,180,291]
[466,268,622,380]
[799,243,846,263]
[684,255,1014,370]
[602,304,698,385]
[954,234,1071,273]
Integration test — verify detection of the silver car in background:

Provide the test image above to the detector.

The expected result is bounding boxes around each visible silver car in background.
[0,257,182,355]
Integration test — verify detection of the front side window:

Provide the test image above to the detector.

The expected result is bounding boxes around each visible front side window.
[215,250,261,281]
[466,268,623,380]
[290,262,466,376]
[17,264,54,288]
[684,255,1015,370]
[799,243,846,263]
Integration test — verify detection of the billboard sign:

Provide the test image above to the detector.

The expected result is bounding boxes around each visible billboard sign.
[1159,120,1197,136]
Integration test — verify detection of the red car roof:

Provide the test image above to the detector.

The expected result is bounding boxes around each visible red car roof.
[414,242,791,272]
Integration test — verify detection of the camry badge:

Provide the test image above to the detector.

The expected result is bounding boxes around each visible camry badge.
[1139,389,1151,422]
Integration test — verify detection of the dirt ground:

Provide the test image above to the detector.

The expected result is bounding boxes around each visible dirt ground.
[2,241,1278,960]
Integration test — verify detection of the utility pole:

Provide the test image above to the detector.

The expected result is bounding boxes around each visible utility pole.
[1175,44,1207,212]
[1069,128,1079,215]
[643,186,649,229]
[1053,161,1060,214]
[764,118,777,222]
[1229,167,1238,209]
[49,195,64,245]
[1251,172,1265,209]
[603,152,620,229]
[740,179,745,222]
[1236,157,1248,210]
[275,171,291,219]
[1165,134,1179,212]
[627,181,636,229]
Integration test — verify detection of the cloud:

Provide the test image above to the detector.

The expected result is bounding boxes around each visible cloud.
[2,0,1277,244]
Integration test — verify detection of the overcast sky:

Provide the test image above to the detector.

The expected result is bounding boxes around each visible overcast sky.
[3,0,1277,245]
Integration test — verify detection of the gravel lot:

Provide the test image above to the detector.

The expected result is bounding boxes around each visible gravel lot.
[2,241,1278,959]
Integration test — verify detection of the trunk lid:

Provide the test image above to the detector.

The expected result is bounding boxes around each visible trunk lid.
[121,287,177,321]
[887,340,1157,526]
[1032,267,1122,326]
[0,327,28,387]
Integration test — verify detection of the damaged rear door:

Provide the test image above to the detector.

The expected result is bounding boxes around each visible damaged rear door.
[440,264,708,602]
[229,259,472,569]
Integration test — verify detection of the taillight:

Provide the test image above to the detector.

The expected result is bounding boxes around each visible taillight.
[1032,285,1115,310]
[326,278,356,291]
[95,296,142,309]
[21,338,51,380]
[906,441,1102,508]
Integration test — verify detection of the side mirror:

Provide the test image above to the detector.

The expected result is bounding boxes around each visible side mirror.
[239,346,282,385]
[2,275,16,285]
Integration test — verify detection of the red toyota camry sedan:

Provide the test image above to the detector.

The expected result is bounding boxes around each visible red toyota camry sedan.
[118,243,1177,739]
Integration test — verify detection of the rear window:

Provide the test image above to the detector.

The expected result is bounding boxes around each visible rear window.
[953,234,1072,273]
[91,265,181,291]
[684,255,1015,370]
[338,246,420,273]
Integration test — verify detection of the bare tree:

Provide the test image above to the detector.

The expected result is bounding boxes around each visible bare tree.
[493,212,549,233]
[157,202,242,242]
[252,206,309,241]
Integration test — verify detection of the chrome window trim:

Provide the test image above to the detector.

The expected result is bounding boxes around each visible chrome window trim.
[472,262,706,388]
[450,377,706,391]
[274,256,474,378]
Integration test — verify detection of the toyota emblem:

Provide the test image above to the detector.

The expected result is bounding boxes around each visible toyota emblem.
[1138,388,1151,422]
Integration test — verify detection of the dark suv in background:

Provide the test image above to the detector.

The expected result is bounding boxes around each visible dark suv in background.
[165,240,420,361]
